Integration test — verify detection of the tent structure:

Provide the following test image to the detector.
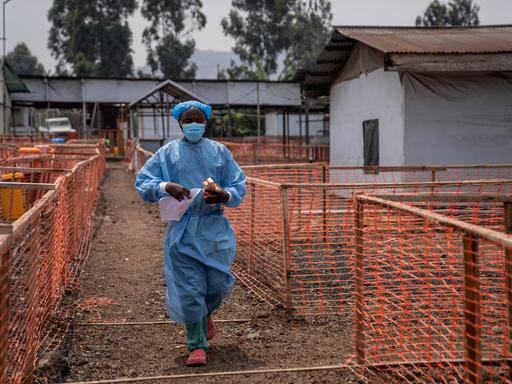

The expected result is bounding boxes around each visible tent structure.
[121,79,207,141]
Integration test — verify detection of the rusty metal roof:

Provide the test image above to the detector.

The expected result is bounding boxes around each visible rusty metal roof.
[335,25,512,54]
[301,25,512,97]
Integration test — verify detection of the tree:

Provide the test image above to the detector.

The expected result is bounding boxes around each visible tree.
[141,0,206,79]
[221,0,295,78]
[416,0,480,26]
[281,0,332,79]
[48,0,137,77]
[221,0,332,80]
[6,42,46,75]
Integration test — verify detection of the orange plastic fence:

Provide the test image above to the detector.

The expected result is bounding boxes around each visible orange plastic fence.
[132,144,155,172]
[226,164,512,317]
[0,135,49,144]
[352,194,512,384]
[0,143,104,383]
[221,141,330,165]
[330,165,512,184]
[123,139,135,165]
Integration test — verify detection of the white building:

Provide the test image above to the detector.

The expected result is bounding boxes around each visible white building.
[264,111,328,143]
[302,26,512,167]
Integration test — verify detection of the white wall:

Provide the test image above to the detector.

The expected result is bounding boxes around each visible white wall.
[403,73,512,165]
[330,68,404,167]
[265,112,327,139]
[0,74,12,135]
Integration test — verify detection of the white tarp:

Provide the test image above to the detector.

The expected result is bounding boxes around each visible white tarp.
[402,72,512,165]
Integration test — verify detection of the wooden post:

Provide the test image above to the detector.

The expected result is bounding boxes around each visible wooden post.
[322,164,328,244]
[463,235,482,384]
[280,187,292,313]
[0,246,9,384]
[505,202,512,377]
[431,170,436,193]
[248,182,256,275]
[252,143,257,165]
[354,196,365,365]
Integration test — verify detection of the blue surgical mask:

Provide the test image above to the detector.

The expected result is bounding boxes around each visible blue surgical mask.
[182,123,205,142]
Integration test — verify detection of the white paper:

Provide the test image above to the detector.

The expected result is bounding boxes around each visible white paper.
[159,188,201,222]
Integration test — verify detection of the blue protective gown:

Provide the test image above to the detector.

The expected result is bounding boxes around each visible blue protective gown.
[135,138,246,324]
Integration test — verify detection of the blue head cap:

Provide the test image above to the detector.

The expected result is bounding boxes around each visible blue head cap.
[172,100,212,121]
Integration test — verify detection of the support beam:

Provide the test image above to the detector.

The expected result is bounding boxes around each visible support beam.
[463,235,482,384]
[385,53,512,72]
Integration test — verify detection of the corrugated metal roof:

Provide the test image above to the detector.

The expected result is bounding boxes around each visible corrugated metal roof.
[300,25,512,97]
[335,25,512,54]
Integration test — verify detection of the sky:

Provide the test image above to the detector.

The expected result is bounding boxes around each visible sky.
[3,0,512,72]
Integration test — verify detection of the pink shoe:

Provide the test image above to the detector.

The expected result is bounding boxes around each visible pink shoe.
[186,349,207,366]
[207,316,216,340]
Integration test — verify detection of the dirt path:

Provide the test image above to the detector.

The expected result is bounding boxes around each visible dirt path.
[64,164,354,384]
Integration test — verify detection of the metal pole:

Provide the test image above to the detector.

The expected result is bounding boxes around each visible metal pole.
[305,100,310,145]
[256,81,261,143]
[298,108,302,145]
[2,0,11,136]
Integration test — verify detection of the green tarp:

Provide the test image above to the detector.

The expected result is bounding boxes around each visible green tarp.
[1,59,30,93]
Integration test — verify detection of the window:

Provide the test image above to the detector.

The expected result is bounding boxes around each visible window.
[363,119,379,166]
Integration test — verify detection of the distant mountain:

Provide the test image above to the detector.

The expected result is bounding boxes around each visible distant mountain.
[135,49,239,80]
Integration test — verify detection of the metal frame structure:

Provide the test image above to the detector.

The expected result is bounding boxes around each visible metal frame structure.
[122,79,206,141]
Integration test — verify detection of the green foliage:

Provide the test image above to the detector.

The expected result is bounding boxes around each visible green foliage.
[281,0,332,80]
[211,109,258,137]
[6,42,46,75]
[416,0,480,26]
[141,0,206,79]
[221,0,295,78]
[221,0,332,80]
[48,0,137,77]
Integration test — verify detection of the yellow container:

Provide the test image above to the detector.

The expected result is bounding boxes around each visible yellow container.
[112,146,119,156]
[1,172,25,220]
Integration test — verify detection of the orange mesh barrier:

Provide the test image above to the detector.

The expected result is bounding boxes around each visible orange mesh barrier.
[133,144,155,172]
[0,147,17,161]
[221,142,330,165]
[243,163,327,183]
[0,135,49,144]
[123,139,135,165]
[226,168,512,316]
[0,146,104,383]
[330,165,512,184]
[352,194,512,384]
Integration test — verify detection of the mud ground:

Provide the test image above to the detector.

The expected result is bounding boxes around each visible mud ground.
[64,164,356,384]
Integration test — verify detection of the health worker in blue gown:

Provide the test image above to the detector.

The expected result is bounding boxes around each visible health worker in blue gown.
[135,100,246,367]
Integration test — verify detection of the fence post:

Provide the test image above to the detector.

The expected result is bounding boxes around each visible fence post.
[322,164,328,244]
[463,234,482,384]
[0,245,10,384]
[280,186,292,313]
[22,217,42,383]
[505,202,512,377]
[355,196,365,365]
[252,143,257,165]
[430,170,436,193]
[248,182,256,275]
